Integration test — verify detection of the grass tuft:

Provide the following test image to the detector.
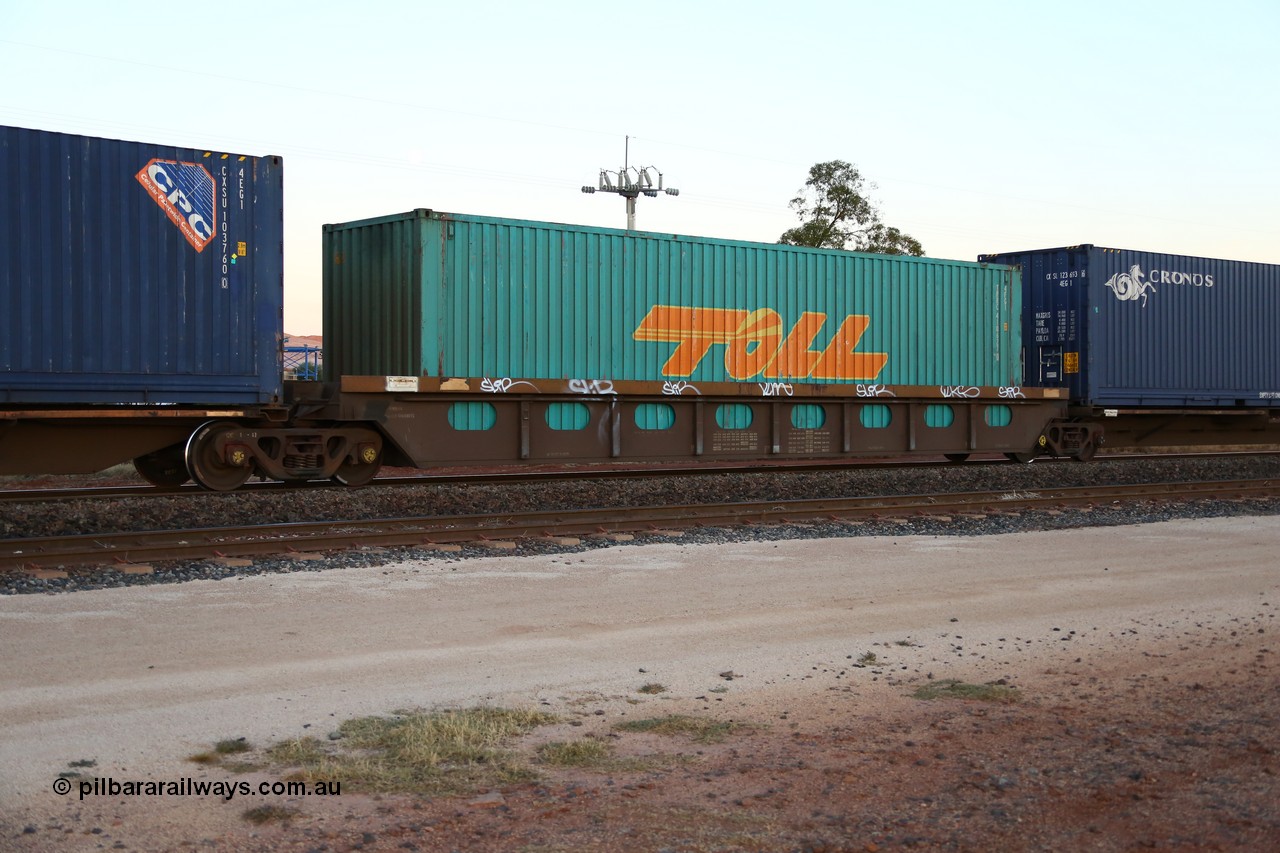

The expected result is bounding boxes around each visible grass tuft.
[215,738,251,754]
[637,683,667,695]
[537,739,613,767]
[912,679,1021,703]
[266,737,328,766]
[614,715,745,744]
[261,707,557,795]
[242,805,300,825]
[189,737,255,765]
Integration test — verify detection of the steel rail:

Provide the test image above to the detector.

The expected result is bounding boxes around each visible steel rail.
[0,457,1016,503]
[4,451,1276,504]
[2,479,1277,572]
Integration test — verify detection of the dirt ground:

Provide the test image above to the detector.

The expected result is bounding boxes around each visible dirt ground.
[2,517,1278,851]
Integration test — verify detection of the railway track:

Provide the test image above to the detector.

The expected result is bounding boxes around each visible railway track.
[4,451,1276,505]
[0,457,1019,503]
[3,478,1276,573]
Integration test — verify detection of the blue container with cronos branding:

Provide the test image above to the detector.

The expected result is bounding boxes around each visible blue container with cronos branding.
[979,245,1280,409]
[0,125,283,405]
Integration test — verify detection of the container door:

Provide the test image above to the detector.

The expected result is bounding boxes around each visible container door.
[988,248,1087,399]
[1040,250,1086,399]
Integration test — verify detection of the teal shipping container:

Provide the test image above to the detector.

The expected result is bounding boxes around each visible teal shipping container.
[323,209,1022,388]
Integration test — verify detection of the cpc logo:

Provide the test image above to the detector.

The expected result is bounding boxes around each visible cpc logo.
[136,159,216,252]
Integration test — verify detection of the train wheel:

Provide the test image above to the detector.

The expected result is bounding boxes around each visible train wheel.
[1004,451,1036,464]
[133,445,190,487]
[333,462,381,487]
[185,422,254,492]
[333,445,382,487]
[944,453,970,463]
[1073,440,1098,463]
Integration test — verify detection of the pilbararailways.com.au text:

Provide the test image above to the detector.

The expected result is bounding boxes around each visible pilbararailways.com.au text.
[54,776,341,802]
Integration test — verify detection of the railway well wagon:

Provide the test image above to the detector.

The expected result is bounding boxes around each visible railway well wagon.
[315,210,1074,476]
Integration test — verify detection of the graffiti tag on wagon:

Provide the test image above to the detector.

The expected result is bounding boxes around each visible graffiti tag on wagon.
[662,380,701,396]
[856,384,894,398]
[940,386,981,399]
[481,377,538,393]
[633,306,888,381]
[568,379,616,395]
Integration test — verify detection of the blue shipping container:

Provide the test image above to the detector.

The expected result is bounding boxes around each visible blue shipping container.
[979,245,1280,408]
[0,125,283,405]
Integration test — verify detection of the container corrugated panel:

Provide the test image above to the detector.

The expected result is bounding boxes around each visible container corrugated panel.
[980,245,1280,408]
[325,209,1022,387]
[0,125,283,405]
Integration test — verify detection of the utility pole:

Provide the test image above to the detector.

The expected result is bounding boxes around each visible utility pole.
[581,136,679,230]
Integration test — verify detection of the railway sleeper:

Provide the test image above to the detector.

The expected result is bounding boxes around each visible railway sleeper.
[184,422,384,490]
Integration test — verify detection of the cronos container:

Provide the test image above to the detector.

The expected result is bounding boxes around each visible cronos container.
[979,245,1280,408]
[324,209,1023,388]
[0,125,283,405]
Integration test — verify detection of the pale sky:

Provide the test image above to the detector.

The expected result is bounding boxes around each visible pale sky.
[2,0,1276,333]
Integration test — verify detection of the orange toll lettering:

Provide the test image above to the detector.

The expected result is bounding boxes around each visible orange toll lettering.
[725,309,784,380]
[763,312,827,379]
[633,304,888,381]
[811,314,889,380]
[633,306,748,377]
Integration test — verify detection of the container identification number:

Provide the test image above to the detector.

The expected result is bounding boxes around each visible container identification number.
[218,166,246,290]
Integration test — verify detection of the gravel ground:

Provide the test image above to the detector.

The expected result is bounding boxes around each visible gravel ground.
[1,515,1276,851]
[4,455,1280,595]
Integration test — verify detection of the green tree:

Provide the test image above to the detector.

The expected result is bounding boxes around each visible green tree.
[779,160,924,256]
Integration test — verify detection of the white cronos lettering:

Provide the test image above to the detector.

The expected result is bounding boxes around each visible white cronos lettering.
[1151,269,1214,287]
[1103,264,1219,308]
